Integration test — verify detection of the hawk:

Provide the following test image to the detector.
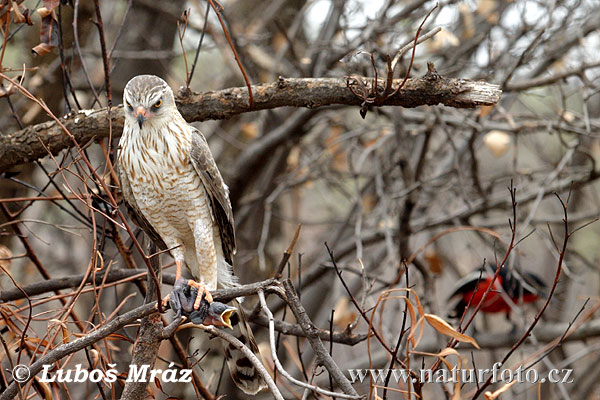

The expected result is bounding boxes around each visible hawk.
[117,75,266,394]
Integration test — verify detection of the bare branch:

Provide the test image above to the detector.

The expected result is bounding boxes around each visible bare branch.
[282,279,360,398]
[0,75,501,173]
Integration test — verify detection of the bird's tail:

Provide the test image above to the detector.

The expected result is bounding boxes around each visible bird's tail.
[222,298,267,394]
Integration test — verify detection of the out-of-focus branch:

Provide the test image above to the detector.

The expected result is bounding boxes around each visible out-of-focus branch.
[505,60,600,91]
[0,75,501,173]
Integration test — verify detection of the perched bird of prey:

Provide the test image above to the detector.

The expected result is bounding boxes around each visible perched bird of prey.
[117,75,266,394]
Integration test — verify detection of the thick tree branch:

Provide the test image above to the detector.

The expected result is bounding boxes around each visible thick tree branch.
[0,75,501,173]
[121,243,163,400]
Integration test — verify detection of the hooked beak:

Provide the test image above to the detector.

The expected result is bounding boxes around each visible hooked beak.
[135,106,147,129]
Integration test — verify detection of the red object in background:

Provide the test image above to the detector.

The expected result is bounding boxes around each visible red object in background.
[449,265,546,318]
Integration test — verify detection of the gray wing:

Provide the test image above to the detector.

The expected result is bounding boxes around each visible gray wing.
[190,128,236,265]
[116,158,167,250]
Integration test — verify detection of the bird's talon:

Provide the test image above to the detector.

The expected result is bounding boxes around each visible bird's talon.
[161,293,171,309]
[187,280,213,309]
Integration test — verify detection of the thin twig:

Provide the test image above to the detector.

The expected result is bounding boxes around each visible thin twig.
[206,0,254,108]
[92,0,111,106]
[188,0,211,87]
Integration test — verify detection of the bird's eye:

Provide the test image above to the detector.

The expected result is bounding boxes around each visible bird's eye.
[153,99,162,109]
[125,101,132,111]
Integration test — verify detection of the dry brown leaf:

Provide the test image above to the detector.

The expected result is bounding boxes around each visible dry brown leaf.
[33,1,60,56]
[49,318,70,344]
[391,289,426,345]
[485,379,517,399]
[458,4,475,39]
[411,289,425,316]
[33,377,52,400]
[332,296,356,329]
[272,31,287,52]
[424,313,480,349]
[36,7,52,18]
[286,146,300,169]
[362,193,377,212]
[437,347,461,358]
[324,125,347,171]
[479,104,495,117]
[425,250,443,274]
[241,122,259,139]
[154,376,165,395]
[435,348,463,400]
[427,28,460,52]
[477,0,496,15]
[477,0,500,24]
[402,297,418,346]
[484,130,511,157]
[407,314,426,349]
[10,1,33,25]
[0,245,12,270]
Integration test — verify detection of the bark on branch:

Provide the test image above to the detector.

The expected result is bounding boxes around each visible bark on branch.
[0,75,501,173]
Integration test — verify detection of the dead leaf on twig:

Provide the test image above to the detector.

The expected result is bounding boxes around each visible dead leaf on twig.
[10,0,33,25]
[32,0,60,56]
[0,245,12,270]
[484,130,511,158]
[424,313,480,349]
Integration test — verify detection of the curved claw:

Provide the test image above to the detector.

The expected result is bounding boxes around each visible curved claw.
[187,280,213,308]
[168,278,236,329]
[161,293,171,310]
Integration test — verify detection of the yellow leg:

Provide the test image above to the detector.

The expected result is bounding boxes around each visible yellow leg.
[187,280,213,309]
[175,259,183,281]
[161,260,184,308]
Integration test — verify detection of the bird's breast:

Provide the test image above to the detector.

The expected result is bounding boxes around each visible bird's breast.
[119,122,210,236]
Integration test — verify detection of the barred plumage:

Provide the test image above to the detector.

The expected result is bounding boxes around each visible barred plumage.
[117,75,266,395]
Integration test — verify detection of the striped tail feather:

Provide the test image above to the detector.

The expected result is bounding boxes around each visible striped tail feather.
[222,298,267,394]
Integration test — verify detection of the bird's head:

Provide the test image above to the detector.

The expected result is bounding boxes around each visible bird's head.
[204,302,238,330]
[123,75,176,130]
